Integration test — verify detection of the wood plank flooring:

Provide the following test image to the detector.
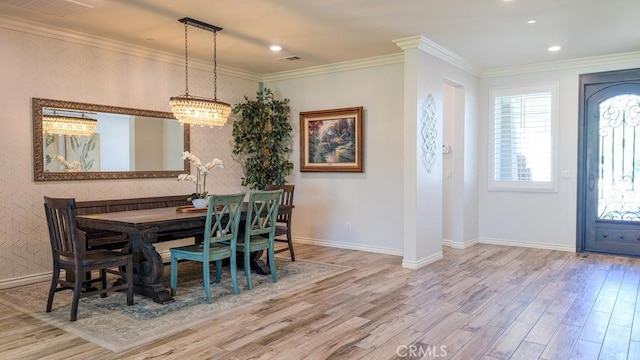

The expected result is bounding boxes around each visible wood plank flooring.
[2,243,640,359]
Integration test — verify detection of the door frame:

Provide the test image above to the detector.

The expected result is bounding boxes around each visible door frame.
[577,67,640,252]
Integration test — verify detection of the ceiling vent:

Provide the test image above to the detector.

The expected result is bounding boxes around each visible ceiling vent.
[279,55,301,61]
[0,0,93,17]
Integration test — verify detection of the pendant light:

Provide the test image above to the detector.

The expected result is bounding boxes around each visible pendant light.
[170,17,230,128]
[42,110,97,137]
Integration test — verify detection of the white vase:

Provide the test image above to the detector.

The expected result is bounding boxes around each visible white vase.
[191,198,208,209]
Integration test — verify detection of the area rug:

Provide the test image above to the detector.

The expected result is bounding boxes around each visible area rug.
[0,258,351,353]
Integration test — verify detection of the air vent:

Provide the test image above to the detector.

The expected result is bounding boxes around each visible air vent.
[279,55,301,61]
[0,0,93,17]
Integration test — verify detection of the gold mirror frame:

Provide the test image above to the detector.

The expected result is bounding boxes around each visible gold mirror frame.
[33,98,190,181]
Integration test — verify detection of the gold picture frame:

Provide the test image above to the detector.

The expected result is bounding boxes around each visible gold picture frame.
[300,106,363,172]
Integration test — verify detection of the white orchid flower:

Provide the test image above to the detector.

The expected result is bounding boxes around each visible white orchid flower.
[178,152,224,201]
[211,158,224,169]
[203,158,224,171]
[177,173,197,183]
[181,151,202,166]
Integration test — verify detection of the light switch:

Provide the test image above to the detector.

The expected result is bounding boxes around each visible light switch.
[561,170,570,179]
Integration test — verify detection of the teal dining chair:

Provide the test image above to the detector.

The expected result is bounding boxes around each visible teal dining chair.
[169,192,245,303]
[238,189,283,290]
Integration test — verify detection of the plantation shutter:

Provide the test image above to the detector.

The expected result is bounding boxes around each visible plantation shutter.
[491,86,556,191]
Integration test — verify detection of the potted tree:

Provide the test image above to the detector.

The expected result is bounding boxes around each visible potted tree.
[232,88,294,189]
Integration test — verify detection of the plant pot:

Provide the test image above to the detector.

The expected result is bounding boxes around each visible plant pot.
[191,198,208,209]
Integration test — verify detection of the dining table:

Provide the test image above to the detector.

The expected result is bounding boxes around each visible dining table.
[76,203,292,304]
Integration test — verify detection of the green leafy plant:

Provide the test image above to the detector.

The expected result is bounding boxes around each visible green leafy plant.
[69,135,97,171]
[232,88,294,189]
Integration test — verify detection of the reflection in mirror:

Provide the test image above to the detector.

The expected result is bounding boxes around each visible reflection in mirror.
[33,98,190,181]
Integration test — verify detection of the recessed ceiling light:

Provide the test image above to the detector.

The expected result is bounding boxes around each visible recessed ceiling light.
[270,45,282,52]
[548,45,562,52]
[526,19,537,24]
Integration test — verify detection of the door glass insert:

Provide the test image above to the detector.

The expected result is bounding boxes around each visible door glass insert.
[598,94,640,220]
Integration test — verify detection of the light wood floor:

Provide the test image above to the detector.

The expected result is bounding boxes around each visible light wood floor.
[2,243,640,360]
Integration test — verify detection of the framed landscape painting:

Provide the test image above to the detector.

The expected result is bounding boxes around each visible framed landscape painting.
[300,106,363,172]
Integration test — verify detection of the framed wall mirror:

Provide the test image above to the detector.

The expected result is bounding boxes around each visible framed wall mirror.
[33,98,190,181]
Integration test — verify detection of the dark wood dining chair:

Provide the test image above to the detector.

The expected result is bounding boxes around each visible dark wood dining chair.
[238,189,283,289]
[264,184,295,261]
[43,196,134,321]
[169,192,245,303]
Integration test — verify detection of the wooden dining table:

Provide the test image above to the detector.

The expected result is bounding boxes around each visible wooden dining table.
[76,204,292,304]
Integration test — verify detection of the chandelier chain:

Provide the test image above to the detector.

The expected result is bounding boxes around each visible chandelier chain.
[184,23,189,96]
[214,30,218,100]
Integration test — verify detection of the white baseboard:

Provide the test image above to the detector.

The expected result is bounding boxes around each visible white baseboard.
[294,236,404,257]
[442,238,479,249]
[0,271,52,290]
[479,237,576,252]
[402,251,443,269]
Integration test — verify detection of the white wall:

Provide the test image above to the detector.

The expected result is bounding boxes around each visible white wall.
[96,113,132,171]
[266,63,405,254]
[478,60,640,251]
[0,25,257,281]
[443,83,457,242]
[267,48,480,261]
[134,116,162,170]
[407,44,480,264]
[163,120,184,170]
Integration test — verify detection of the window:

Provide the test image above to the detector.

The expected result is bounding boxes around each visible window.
[489,82,558,191]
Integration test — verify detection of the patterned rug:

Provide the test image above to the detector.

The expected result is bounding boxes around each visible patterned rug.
[0,258,351,353]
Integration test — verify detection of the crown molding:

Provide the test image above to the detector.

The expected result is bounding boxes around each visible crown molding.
[262,53,404,82]
[482,51,640,78]
[393,35,482,77]
[7,13,634,84]
[0,15,262,82]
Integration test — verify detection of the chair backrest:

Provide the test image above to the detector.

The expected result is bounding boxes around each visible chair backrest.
[244,189,283,238]
[203,193,246,249]
[264,184,294,223]
[43,196,83,261]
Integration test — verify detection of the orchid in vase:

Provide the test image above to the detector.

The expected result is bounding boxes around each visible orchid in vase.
[177,151,224,207]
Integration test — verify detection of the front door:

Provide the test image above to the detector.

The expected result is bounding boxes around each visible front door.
[579,68,640,256]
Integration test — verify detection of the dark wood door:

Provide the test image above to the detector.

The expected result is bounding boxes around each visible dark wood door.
[579,68,640,256]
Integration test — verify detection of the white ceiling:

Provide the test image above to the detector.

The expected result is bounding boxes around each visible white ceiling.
[2,0,639,75]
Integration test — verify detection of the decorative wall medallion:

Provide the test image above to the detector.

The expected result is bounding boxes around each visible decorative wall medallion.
[421,95,437,173]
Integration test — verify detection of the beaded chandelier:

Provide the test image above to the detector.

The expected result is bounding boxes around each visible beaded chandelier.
[42,112,97,137]
[170,18,230,128]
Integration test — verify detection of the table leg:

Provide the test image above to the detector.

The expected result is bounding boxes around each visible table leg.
[130,231,172,304]
[235,228,271,275]
[236,250,271,275]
